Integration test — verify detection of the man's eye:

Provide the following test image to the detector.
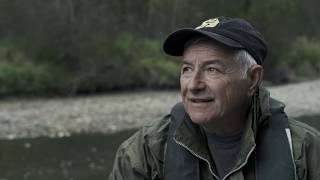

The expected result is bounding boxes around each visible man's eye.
[206,67,223,75]
[207,67,218,72]
[182,67,192,73]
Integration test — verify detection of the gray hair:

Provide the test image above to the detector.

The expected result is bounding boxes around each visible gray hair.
[184,36,257,79]
[234,50,257,79]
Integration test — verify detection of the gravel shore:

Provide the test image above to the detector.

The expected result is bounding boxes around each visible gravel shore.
[0,80,320,139]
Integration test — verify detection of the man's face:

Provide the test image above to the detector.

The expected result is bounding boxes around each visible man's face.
[180,40,251,127]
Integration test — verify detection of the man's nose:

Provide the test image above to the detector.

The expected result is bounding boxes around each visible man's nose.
[188,69,206,91]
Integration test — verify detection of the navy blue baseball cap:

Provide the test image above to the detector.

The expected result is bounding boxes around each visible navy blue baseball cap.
[163,17,267,65]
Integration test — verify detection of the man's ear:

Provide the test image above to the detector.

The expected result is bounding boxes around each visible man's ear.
[247,65,263,96]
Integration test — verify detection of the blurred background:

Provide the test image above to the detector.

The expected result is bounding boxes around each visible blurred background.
[0,0,320,179]
[1,0,320,95]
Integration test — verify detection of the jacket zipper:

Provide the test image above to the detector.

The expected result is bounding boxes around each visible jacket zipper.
[174,136,256,180]
[222,145,256,180]
[173,137,220,180]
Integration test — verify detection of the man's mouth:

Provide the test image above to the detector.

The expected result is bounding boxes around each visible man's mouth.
[188,97,214,103]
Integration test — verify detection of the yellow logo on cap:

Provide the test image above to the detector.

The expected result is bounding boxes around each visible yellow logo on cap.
[195,18,219,29]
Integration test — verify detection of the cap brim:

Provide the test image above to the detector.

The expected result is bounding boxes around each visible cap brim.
[163,28,243,56]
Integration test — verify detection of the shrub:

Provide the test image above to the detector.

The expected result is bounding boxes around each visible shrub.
[281,37,320,80]
[98,33,180,90]
[0,42,66,95]
[0,61,64,94]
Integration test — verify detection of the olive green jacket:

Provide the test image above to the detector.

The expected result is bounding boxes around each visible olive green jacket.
[109,88,320,180]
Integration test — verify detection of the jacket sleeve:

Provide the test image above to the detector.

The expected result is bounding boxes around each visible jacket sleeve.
[108,130,151,180]
[291,120,320,180]
[108,118,169,180]
[305,129,320,180]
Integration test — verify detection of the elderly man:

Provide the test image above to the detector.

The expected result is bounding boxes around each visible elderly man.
[109,17,320,180]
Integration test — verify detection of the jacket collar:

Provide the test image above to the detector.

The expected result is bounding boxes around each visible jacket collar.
[173,115,211,162]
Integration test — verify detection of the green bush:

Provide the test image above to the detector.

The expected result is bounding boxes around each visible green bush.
[281,37,320,79]
[137,39,180,88]
[0,62,63,94]
[0,43,66,94]
[95,33,180,90]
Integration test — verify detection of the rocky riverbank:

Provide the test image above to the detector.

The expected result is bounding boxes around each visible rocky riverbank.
[0,80,320,139]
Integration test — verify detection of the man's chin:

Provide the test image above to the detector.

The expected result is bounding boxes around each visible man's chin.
[188,115,211,125]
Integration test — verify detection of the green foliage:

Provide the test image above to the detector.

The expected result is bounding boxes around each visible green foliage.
[282,37,320,79]
[113,32,135,58]
[0,62,61,94]
[105,33,180,89]
[137,39,180,88]
[0,43,65,94]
